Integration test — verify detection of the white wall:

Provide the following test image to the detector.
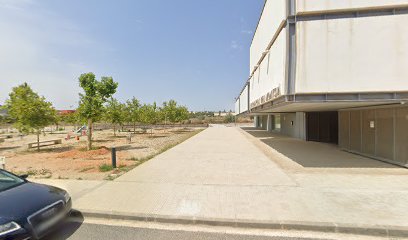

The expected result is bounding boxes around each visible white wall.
[281,113,296,137]
[250,31,287,105]
[239,85,249,113]
[296,14,408,94]
[295,112,306,140]
[250,0,286,73]
[296,0,408,13]
[235,98,240,115]
[278,112,306,139]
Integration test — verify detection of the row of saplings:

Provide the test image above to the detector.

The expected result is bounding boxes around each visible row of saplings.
[2,73,189,151]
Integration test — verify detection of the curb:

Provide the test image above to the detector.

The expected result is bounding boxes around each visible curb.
[71,209,408,238]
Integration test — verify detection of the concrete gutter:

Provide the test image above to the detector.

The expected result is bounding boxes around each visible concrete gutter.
[72,209,408,238]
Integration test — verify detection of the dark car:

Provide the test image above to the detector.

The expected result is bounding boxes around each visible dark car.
[0,169,72,240]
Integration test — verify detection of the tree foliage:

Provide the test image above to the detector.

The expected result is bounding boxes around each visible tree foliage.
[62,111,82,128]
[78,73,118,121]
[139,103,158,126]
[78,73,118,150]
[125,97,140,133]
[224,113,236,123]
[5,83,56,150]
[161,99,189,123]
[104,98,125,136]
[0,106,13,125]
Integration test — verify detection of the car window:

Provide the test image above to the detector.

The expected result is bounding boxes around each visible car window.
[0,170,25,192]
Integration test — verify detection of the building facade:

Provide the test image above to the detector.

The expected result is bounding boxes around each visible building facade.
[235,0,408,167]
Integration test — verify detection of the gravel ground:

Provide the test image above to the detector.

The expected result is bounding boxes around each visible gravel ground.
[0,127,204,180]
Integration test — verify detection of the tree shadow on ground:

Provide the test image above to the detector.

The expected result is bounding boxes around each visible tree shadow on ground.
[93,139,111,143]
[0,146,20,151]
[116,145,148,151]
[107,135,127,139]
[24,146,75,154]
[148,135,167,139]
[242,127,399,169]
[169,130,193,134]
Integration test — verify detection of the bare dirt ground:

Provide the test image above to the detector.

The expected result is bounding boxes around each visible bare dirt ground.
[0,126,204,180]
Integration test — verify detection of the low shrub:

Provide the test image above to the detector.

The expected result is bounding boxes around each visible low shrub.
[99,164,114,172]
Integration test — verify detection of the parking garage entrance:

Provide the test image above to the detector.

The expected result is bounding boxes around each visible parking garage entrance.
[306,112,338,144]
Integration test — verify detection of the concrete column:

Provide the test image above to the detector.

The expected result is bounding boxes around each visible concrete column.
[295,112,306,140]
[261,116,268,130]
[254,116,258,128]
[267,115,273,132]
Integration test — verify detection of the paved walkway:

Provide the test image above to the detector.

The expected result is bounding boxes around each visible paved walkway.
[34,125,408,236]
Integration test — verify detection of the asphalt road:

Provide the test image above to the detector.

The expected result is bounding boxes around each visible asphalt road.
[43,218,332,240]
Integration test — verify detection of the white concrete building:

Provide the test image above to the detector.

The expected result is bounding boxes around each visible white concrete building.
[235,0,408,167]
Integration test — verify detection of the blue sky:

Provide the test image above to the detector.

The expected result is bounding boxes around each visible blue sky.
[0,0,264,111]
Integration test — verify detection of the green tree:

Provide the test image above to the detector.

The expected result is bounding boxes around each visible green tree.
[104,98,125,136]
[162,100,189,124]
[175,106,189,123]
[62,111,80,130]
[78,73,118,150]
[224,113,235,123]
[147,102,160,125]
[0,106,12,125]
[125,97,140,133]
[53,113,63,132]
[161,100,177,124]
[5,83,56,151]
[139,103,159,134]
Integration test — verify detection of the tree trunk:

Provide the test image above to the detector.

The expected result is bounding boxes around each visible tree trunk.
[87,119,93,150]
[133,123,136,133]
[36,130,40,151]
[113,125,116,137]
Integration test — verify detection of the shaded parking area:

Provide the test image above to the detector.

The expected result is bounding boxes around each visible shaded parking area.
[242,127,399,169]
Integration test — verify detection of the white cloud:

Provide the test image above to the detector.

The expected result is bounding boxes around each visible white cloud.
[230,40,242,50]
[239,17,253,35]
[0,1,100,109]
[0,0,34,10]
[240,30,253,35]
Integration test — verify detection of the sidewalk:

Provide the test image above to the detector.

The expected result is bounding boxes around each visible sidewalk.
[32,125,408,237]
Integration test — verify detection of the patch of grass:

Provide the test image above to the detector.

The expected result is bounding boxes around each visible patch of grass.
[79,146,103,151]
[104,174,116,181]
[14,169,38,176]
[17,168,52,179]
[99,164,114,172]
[128,156,138,161]
[117,164,132,172]
[39,168,52,176]
[26,169,38,176]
